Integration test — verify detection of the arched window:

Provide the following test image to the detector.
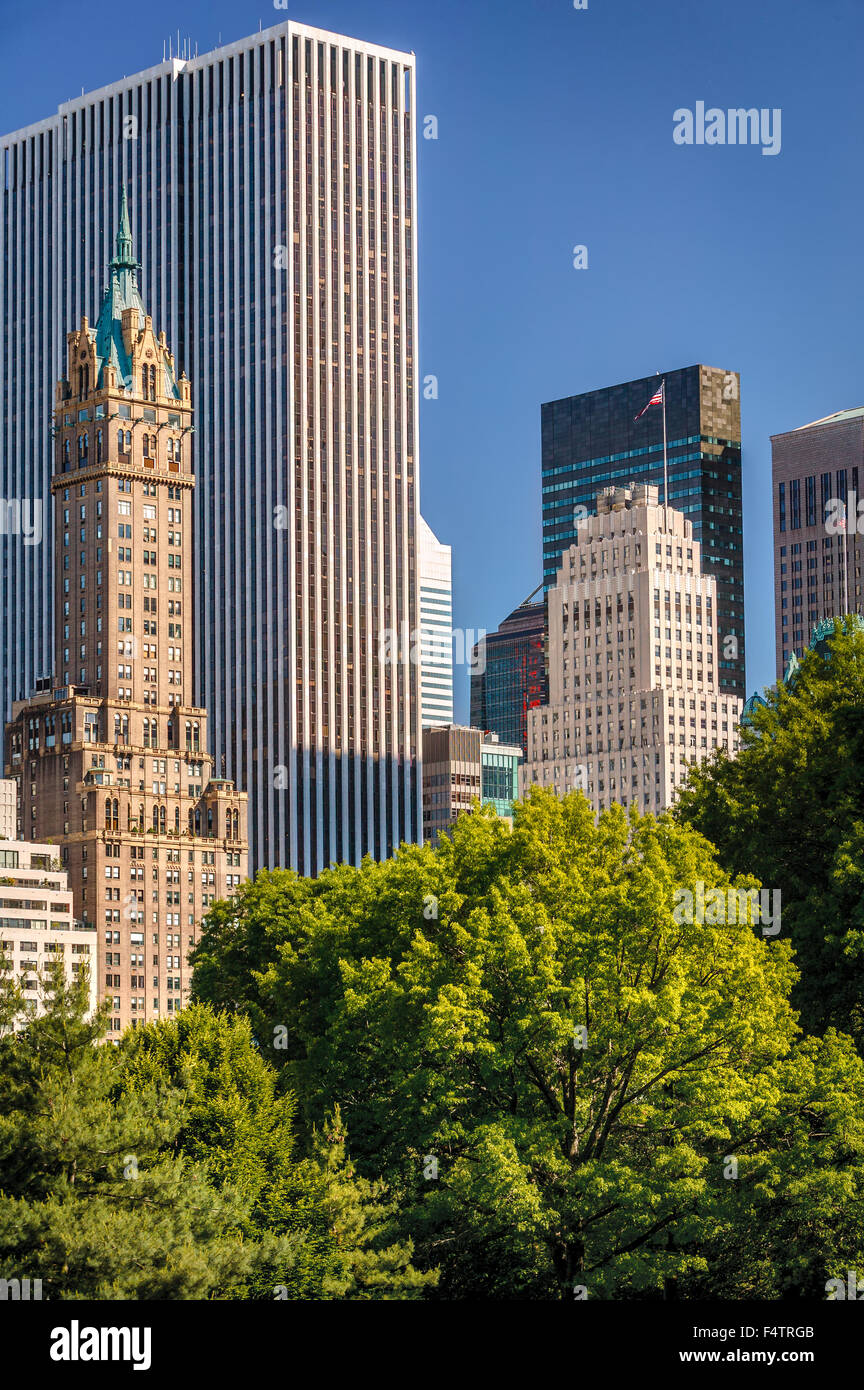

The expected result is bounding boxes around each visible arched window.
[175,438,182,463]
[112,798,119,830]
[149,364,157,400]
[185,721,192,751]
[125,430,132,451]
[77,434,87,461]
[143,435,150,458]
[152,806,159,833]
[104,797,112,829]
[233,810,239,840]
[63,439,71,466]
[141,368,148,399]
[150,434,157,458]
[207,807,213,836]
[96,429,103,464]
[174,807,180,834]
[117,429,125,453]
[138,803,145,831]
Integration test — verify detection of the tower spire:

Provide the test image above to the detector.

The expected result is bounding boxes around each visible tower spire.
[110,185,137,272]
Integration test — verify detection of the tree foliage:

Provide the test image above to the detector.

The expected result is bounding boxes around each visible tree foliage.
[192,790,864,1298]
[675,622,864,1048]
[0,971,431,1299]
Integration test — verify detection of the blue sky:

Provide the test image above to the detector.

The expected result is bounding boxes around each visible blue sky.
[2,0,862,720]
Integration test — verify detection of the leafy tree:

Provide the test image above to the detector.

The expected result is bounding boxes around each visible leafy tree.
[675,621,864,1048]
[192,790,864,1298]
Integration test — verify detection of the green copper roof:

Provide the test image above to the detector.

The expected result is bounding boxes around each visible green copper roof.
[92,188,179,399]
[794,407,864,431]
[744,614,864,717]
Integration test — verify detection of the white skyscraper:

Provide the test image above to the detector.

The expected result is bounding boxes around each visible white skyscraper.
[0,20,422,874]
[523,484,742,813]
[418,517,454,727]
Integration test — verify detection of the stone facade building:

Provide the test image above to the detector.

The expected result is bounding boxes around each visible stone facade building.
[4,196,247,1036]
[523,484,741,814]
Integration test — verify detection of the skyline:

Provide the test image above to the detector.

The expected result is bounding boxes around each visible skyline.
[2,0,862,716]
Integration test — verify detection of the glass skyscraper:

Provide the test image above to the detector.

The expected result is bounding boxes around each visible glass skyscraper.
[0,19,421,873]
[541,366,745,699]
[470,597,547,758]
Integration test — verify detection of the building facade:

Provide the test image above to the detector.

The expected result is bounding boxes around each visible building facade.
[541,366,745,700]
[523,485,741,814]
[0,779,16,840]
[417,517,454,727]
[0,18,421,875]
[422,723,522,846]
[4,203,248,1036]
[0,839,97,1030]
[771,408,864,677]
[469,596,547,758]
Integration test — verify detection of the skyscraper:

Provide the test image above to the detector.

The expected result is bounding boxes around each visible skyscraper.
[0,18,421,874]
[771,408,864,678]
[469,596,546,758]
[417,517,454,727]
[523,485,741,813]
[5,202,248,1036]
[541,366,745,699]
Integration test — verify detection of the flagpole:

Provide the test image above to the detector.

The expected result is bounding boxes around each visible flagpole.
[661,379,668,520]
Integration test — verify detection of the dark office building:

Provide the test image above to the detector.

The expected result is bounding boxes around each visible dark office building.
[541,365,745,699]
[470,597,547,758]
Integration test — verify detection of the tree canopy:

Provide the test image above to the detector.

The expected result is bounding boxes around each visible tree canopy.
[192,789,864,1298]
[675,621,864,1049]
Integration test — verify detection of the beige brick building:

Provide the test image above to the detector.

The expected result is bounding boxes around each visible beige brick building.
[0,779,16,840]
[523,484,741,814]
[0,840,97,1031]
[4,193,247,1037]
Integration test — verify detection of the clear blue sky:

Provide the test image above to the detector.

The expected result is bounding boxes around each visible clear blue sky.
[3,0,862,720]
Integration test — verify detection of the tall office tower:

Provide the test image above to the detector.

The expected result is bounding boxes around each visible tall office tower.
[771,409,864,677]
[0,19,421,874]
[469,596,547,758]
[421,723,521,847]
[523,485,741,814]
[541,366,745,699]
[417,517,454,727]
[4,207,248,1036]
[0,839,98,1031]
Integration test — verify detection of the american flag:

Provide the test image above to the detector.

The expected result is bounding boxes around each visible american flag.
[635,382,664,420]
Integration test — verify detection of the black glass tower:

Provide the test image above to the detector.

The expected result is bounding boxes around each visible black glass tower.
[541,365,745,699]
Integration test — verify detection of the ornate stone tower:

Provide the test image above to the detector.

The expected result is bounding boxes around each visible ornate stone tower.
[5,191,248,1036]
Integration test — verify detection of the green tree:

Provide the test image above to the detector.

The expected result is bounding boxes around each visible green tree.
[675,620,864,1048]
[118,1004,434,1299]
[192,790,864,1298]
[0,968,297,1299]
